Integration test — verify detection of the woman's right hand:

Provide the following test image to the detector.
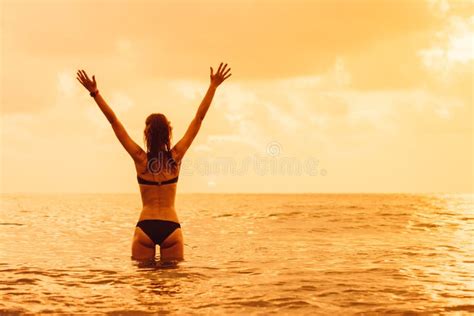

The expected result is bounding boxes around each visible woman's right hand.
[76,69,98,93]
[210,62,232,88]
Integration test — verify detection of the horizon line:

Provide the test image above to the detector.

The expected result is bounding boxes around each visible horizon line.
[1,191,473,195]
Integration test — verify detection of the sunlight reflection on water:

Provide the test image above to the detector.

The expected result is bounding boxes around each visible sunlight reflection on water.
[0,193,473,314]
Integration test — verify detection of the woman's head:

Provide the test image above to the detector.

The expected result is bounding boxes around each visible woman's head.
[144,113,172,152]
[143,113,177,173]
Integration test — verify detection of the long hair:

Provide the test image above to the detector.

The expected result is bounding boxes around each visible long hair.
[143,113,178,174]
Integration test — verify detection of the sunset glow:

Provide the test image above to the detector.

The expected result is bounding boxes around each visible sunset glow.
[1,0,472,193]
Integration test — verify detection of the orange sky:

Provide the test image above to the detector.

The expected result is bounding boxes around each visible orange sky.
[1,0,473,193]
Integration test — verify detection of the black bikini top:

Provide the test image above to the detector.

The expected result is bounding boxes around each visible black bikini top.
[137,175,179,186]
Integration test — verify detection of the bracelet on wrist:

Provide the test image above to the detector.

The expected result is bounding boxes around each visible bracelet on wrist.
[90,90,99,97]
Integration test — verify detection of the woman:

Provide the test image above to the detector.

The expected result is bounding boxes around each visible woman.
[76,63,232,262]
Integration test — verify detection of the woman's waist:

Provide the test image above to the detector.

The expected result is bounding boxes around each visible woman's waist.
[138,207,179,223]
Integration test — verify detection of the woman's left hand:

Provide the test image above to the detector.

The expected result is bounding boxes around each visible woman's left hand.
[210,62,232,88]
[76,69,98,93]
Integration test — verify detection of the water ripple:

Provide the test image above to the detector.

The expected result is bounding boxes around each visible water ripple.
[0,193,472,314]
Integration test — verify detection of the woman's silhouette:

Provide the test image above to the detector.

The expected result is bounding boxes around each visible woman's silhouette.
[76,63,232,261]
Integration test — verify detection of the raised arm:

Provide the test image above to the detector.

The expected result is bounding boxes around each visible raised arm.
[76,69,145,163]
[172,62,232,161]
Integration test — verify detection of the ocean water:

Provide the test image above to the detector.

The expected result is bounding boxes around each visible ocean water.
[0,193,473,315]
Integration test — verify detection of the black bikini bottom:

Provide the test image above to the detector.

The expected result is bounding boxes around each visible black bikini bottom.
[136,219,181,246]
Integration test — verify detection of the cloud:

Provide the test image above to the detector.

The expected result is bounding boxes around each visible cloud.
[1,0,450,116]
[1,0,472,193]
[2,0,466,114]
[58,70,80,96]
[418,15,474,79]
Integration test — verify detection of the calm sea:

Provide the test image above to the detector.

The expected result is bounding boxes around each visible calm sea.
[0,193,473,315]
